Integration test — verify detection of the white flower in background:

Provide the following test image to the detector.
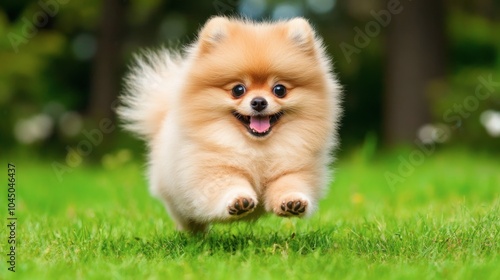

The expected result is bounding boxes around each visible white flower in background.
[14,114,53,144]
[59,111,83,137]
[480,110,500,137]
[418,123,450,144]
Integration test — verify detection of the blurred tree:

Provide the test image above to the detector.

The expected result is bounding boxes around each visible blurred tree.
[88,0,125,121]
[384,0,447,145]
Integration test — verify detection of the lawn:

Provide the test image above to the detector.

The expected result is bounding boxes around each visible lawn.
[1,148,499,279]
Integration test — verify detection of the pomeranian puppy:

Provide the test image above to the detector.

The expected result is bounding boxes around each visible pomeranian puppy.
[118,17,342,233]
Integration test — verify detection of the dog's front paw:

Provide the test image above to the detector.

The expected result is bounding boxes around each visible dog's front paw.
[274,193,310,217]
[280,199,307,216]
[228,196,256,216]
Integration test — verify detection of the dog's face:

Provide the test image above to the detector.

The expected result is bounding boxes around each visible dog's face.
[228,79,287,137]
[180,17,337,147]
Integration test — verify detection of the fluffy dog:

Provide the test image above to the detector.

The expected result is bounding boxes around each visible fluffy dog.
[119,17,342,233]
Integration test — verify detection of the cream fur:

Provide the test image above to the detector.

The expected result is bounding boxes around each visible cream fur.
[118,17,342,233]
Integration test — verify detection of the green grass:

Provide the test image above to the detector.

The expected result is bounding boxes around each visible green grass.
[1,148,499,279]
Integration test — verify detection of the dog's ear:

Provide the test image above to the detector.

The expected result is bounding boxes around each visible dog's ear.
[197,16,230,54]
[286,17,316,53]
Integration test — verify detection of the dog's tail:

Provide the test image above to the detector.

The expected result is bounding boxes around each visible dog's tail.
[118,49,183,141]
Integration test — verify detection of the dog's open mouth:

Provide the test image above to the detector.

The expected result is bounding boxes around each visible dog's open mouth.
[232,111,283,137]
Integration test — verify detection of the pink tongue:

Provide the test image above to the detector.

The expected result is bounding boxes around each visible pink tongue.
[249,116,271,133]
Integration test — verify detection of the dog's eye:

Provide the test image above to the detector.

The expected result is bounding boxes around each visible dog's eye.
[231,84,246,98]
[272,84,287,98]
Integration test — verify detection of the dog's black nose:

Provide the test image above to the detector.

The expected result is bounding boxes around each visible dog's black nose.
[250,97,268,112]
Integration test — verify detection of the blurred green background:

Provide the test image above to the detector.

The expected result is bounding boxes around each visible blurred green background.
[1,0,499,159]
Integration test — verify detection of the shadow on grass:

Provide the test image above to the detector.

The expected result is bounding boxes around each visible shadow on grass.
[100,226,339,259]
[98,209,499,260]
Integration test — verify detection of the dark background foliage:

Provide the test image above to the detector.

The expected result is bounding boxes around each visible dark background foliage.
[1,0,499,160]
